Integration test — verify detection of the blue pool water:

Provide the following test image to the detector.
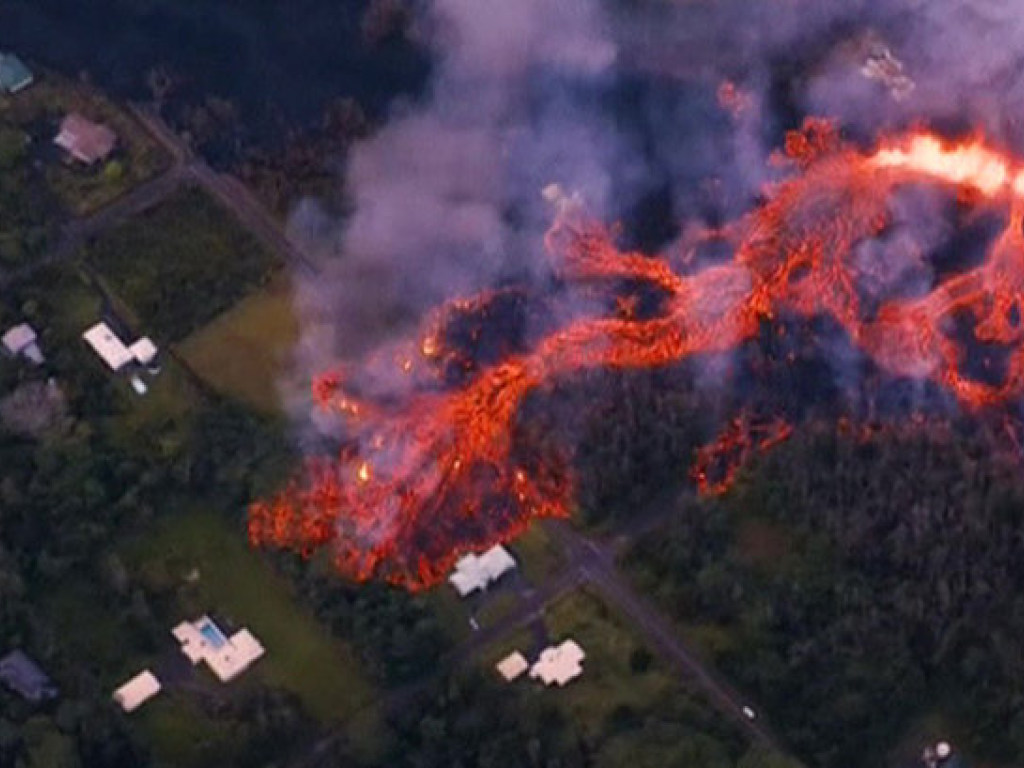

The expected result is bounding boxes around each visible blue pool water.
[198,619,228,650]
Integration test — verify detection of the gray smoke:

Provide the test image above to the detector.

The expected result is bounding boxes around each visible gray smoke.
[287,0,624,396]
[284,0,1024,418]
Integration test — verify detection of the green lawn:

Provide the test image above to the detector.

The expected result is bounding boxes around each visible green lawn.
[177,274,300,414]
[41,579,155,688]
[422,587,473,646]
[124,509,376,725]
[477,626,535,672]
[136,694,241,768]
[0,72,169,215]
[84,186,280,342]
[540,588,680,739]
[509,523,564,584]
[474,588,520,630]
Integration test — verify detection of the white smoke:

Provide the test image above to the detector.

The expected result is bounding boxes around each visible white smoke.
[283,0,1024,419]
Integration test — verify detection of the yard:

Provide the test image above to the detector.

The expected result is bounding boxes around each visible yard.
[9,262,205,458]
[508,523,564,585]
[84,186,280,342]
[177,273,300,414]
[0,71,169,216]
[123,508,377,725]
[477,586,774,768]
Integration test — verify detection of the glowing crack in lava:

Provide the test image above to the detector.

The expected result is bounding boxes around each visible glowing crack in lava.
[250,119,1024,590]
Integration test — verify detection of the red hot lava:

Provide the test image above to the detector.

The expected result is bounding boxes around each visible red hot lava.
[250,119,1024,590]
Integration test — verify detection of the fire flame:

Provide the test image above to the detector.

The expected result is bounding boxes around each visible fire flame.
[250,119,1024,590]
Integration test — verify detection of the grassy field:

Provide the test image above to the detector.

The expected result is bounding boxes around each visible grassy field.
[124,508,376,724]
[177,273,299,414]
[137,694,241,768]
[84,186,280,342]
[0,72,169,215]
[473,588,521,630]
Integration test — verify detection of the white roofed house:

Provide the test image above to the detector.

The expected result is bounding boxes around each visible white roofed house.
[2,323,43,365]
[173,616,265,683]
[449,544,517,597]
[529,639,586,687]
[83,322,134,371]
[82,323,161,395]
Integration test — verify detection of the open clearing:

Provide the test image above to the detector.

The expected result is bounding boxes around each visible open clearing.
[178,274,299,414]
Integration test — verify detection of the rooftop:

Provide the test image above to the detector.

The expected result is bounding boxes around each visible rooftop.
[0,53,33,94]
[82,322,134,371]
[529,639,585,687]
[2,323,43,364]
[496,651,529,682]
[449,544,517,596]
[129,337,158,366]
[0,650,57,702]
[173,616,265,683]
[54,113,117,165]
[113,670,161,713]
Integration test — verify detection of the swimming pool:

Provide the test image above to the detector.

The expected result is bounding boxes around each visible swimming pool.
[198,618,228,650]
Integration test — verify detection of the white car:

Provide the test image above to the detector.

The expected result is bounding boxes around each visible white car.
[742,706,757,721]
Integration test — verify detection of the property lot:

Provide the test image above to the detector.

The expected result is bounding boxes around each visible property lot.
[84,186,279,342]
[124,508,376,724]
[0,72,169,216]
[477,586,766,768]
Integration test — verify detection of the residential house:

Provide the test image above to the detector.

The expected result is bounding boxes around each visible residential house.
[54,113,116,165]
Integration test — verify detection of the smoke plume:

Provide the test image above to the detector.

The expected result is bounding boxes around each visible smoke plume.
[285,0,1024,418]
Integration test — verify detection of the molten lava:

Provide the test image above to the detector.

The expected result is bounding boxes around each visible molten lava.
[250,119,1024,590]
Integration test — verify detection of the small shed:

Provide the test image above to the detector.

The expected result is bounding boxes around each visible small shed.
[0,53,33,94]
[113,670,161,713]
[129,337,158,366]
[0,650,58,702]
[496,651,529,682]
[54,113,117,165]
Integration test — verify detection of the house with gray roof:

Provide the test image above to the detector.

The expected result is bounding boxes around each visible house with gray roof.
[0,53,33,94]
[0,650,58,702]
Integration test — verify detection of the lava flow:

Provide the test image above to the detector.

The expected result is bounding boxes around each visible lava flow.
[250,118,1024,590]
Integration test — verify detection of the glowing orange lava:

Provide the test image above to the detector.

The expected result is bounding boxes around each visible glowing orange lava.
[250,119,1024,590]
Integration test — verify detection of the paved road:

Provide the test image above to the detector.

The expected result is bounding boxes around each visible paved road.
[0,103,318,290]
[0,166,186,289]
[543,518,781,750]
[129,104,320,277]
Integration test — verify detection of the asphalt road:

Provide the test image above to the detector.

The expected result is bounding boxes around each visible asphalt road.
[542,518,781,750]
[0,103,318,290]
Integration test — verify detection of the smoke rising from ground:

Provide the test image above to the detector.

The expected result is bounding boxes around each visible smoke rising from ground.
[285,0,1024,420]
